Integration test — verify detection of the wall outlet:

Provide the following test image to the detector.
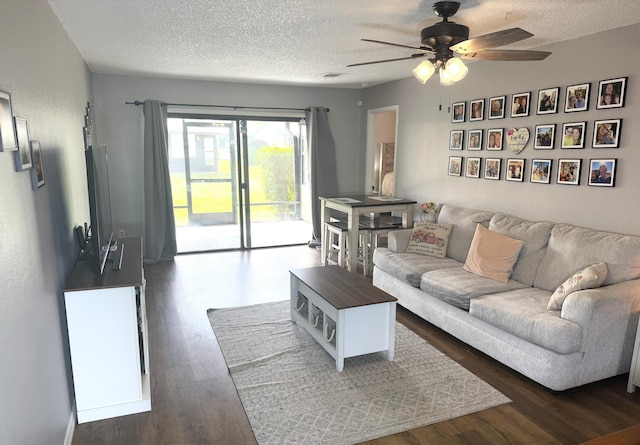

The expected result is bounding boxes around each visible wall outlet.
[118,229,125,238]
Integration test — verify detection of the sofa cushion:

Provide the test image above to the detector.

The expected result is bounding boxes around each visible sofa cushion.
[406,222,453,258]
[488,213,554,286]
[547,262,608,311]
[463,224,524,283]
[420,267,528,310]
[534,224,640,291]
[373,247,461,287]
[437,204,495,263]
[470,288,583,354]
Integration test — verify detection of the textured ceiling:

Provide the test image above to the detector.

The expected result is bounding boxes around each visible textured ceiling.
[46,0,640,89]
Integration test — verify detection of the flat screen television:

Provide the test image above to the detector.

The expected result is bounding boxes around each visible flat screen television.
[85,145,114,274]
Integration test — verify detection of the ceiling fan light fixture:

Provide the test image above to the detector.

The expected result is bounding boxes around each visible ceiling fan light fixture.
[445,57,468,82]
[439,66,454,86]
[412,60,436,84]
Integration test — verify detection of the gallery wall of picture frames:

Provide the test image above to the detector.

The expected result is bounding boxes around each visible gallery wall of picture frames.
[0,89,92,190]
[447,76,627,188]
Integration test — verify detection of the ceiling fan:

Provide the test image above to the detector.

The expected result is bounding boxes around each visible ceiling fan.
[348,1,551,85]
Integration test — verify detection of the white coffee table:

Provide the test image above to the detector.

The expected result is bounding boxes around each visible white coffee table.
[290,266,397,371]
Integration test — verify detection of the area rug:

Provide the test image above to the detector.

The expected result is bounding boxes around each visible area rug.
[208,301,510,445]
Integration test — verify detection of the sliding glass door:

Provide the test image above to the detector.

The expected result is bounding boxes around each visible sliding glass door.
[167,115,311,252]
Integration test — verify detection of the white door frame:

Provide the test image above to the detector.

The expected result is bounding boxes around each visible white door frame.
[365,105,399,194]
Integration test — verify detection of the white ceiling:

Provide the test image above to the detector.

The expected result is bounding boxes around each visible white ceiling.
[47,0,640,89]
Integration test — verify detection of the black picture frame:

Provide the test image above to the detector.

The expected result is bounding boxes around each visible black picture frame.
[469,99,484,121]
[511,92,530,117]
[561,122,587,149]
[557,159,581,185]
[486,128,503,151]
[534,124,555,149]
[452,102,466,123]
[593,119,622,148]
[565,83,590,112]
[484,158,501,180]
[13,117,32,171]
[537,87,560,115]
[448,156,462,176]
[488,96,505,119]
[465,157,481,178]
[531,159,552,184]
[596,77,627,109]
[588,159,616,187]
[505,158,525,182]
[449,129,463,150]
[467,129,482,151]
[0,89,17,152]
[30,140,46,189]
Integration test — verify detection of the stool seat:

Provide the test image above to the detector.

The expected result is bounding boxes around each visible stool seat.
[323,220,370,274]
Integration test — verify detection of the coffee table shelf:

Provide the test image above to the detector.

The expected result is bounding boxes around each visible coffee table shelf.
[290,266,396,372]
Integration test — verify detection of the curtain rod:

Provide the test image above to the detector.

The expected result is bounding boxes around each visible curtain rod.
[125,101,328,112]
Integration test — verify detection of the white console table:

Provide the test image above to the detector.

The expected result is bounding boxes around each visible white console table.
[64,237,150,423]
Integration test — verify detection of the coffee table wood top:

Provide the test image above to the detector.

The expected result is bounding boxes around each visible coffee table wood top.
[290,266,397,310]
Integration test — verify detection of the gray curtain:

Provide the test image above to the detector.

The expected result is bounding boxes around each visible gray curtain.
[142,100,177,263]
[305,106,338,246]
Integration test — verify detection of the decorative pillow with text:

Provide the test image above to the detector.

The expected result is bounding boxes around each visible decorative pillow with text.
[406,222,453,259]
[463,224,524,283]
[547,262,608,311]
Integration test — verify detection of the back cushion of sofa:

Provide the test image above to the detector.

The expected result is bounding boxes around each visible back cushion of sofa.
[534,223,640,291]
[489,213,554,286]
[438,204,495,263]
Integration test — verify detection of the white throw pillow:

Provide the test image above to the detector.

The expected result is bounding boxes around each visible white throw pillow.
[547,262,608,311]
[406,222,453,259]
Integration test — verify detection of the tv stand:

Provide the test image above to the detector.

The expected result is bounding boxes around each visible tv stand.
[64,237,150,423]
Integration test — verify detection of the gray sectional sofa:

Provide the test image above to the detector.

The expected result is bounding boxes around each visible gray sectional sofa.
[372,204,640,391]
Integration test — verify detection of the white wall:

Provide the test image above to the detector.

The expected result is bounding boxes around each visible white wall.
[0,1,93,444]
[362,24,640,236]
[91,75,363,237]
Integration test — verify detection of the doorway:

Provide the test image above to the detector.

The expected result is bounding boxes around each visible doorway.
[167,115,312,253]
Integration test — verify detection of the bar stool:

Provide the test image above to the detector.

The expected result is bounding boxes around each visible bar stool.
[323,220,370,273]
[358,217,402,276]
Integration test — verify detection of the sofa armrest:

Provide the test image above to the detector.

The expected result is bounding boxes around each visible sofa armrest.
[561,279,640,369]
[388,228,413,252]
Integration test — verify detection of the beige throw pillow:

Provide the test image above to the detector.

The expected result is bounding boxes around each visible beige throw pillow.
[406,222,453,258]
[547,262,608,311]
[463,224,524,283]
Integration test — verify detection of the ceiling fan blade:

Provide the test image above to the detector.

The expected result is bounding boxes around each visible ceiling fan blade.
[450,28,533,54]
[361,38,431,51]
[459,49,551,61]
[347,53,428,67]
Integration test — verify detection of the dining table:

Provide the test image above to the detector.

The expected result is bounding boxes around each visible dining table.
[319,194,417,273]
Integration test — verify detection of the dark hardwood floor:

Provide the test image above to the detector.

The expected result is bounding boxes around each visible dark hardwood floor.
[72,245,640,445]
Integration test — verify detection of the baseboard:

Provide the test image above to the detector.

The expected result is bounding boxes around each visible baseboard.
[63,404,76,445]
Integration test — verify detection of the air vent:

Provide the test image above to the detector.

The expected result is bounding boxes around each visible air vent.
[320,73,344,79]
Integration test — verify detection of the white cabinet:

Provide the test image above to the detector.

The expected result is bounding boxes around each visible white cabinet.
[628,318,640,393]
[64,238,150,423]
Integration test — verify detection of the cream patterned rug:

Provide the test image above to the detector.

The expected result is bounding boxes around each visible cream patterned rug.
[208,301,510,445]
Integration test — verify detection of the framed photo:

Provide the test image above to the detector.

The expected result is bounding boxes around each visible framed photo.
[448,156,462,176]
[467,129,482,150]
[488,96,505,119]
[531,159,552,184]
[561,122,586,149]
[465,157,481,178]
[588,159,616,187]
[13,118,32,171]
[537,87,559,115]
[557,159,581,185]
[30,141,45,189]
[484,158,501,180]
[597,77,627,109]
[469,99,484,121]
[0,90,17,152]
[565,83,590,112]
[511,92,530,117]
[505,158,525,182]
[534,124,556,149]
[450,129,463,150]
[452,102,466,123]
[486,128,503,150]
[593,119,622,148]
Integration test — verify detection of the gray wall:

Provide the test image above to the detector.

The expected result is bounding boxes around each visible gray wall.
[0,1,93,444]
[362,24,640,236]
[91,75,363,238]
